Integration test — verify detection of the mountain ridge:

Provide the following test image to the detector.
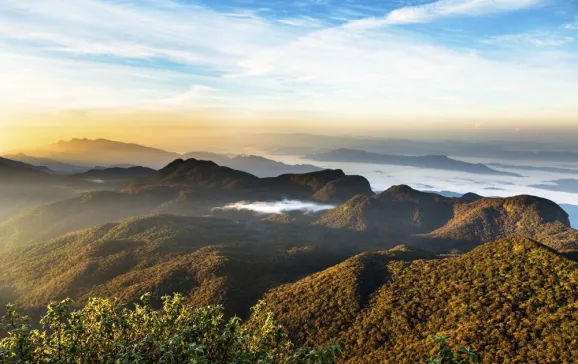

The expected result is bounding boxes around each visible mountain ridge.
[307,148,521,176]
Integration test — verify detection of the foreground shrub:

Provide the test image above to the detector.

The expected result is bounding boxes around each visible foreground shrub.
[0,294,340,363]
[427,334,480,364]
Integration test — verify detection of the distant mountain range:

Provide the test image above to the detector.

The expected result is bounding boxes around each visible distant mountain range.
[21,138,578,178]
[531,179,578,194]
[8,138,323,176]
[487,162,578,175]
[256,133,578,163]
[12,138,181,168]
[307,148,521,176]
[4,153,92,173]
[184,152,322,177]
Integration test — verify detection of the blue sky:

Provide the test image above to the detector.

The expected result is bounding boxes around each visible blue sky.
[1,0,577,127]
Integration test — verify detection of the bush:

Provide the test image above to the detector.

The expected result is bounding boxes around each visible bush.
[0,294,341,363]
[427,334,480,364]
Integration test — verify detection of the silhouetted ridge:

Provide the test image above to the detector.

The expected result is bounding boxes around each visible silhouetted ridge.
[460,192,484,203]
[145,158,258,189]
[128,160,372,204]
[0,157,53,175]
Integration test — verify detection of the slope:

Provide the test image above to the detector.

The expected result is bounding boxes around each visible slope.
[424,194,578,252]
[317,185,457,234]
[0,215,388,316]
[0,191,171,250]
[265,238,578,363]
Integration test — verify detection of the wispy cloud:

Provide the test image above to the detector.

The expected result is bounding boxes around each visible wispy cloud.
[278,16,324,28]
[483,32,575,47]
[0,0,576,122]
[346,0,543,29]
[565,19,578,30]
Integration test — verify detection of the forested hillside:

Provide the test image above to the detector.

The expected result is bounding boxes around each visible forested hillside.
[265,238,578,363]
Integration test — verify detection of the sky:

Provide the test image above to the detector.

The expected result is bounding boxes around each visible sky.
[1,0,578,150]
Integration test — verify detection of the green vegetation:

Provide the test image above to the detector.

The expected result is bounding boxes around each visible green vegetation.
[266,238,578,363]
[426,194,578,252]
[426,335,480,364]
[0,215,368,316]
[0,294,340,363]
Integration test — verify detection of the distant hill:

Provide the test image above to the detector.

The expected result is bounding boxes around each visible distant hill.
[4,153,91,173]
[0,156,53,175]
[139,159,259,190]
[14,138,181,168]
[487,162,578,175]
[531,178,578,194]
[317,185,458,235]
[307,148,521,176]
[265,238,578,363]
[184,152,322,177]
[317,185,578,253]
[423,194,577,252]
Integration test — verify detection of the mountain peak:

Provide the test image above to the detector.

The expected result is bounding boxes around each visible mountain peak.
[145,158,257,189]
[383,184,417,195]
[460,192,484,203]
[379,184,449,203]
